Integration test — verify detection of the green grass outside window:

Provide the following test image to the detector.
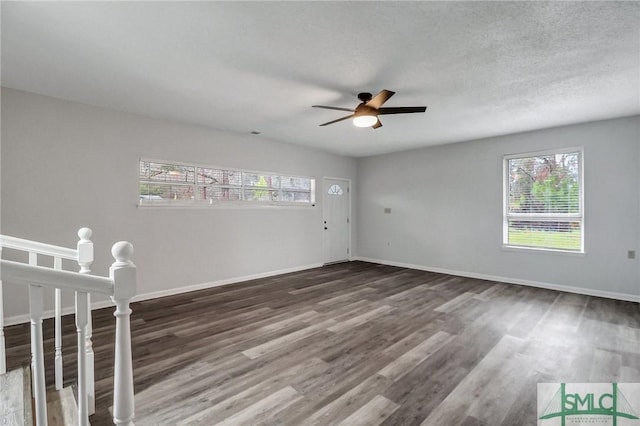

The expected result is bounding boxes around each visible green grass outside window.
[508,228,581,251]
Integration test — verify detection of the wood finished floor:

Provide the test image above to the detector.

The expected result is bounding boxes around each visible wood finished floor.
[5,261,640,425]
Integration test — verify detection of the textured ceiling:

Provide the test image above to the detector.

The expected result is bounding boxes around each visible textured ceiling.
[2,2,639,157]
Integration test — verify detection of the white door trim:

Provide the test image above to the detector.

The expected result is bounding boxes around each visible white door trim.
[322,176,352,264]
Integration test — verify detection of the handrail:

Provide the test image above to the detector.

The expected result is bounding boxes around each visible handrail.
[0,260,113,295]
[0,235,78,260]
[0,230,136,426]
[1,228,96,417]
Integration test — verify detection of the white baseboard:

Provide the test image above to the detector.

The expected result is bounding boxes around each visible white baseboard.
[6,258,635,326]
[353,256,640,303]
[129,262,323,304]
[4,262,324,326]
[5,305,76,327]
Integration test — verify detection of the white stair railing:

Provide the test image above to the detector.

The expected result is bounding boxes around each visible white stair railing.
[0,229,136,426]
[0,228,95,411]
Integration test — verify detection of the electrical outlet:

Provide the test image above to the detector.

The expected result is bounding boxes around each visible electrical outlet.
[628,250,636,259]
[384,207,392,214]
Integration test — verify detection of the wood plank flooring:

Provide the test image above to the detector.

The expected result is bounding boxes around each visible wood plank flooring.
[4,261,640,425]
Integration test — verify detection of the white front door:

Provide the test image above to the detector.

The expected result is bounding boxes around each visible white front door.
[323,178,350,264]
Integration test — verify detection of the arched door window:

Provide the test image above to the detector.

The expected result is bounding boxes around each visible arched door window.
[327,184,344,196]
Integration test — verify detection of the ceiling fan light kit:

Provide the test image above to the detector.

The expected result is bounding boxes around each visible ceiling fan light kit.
[353,114,378,127]
[313,90,427,130]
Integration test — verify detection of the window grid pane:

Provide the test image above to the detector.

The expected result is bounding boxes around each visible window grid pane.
[281,176,311,191]
[281,191,312,203]
[143,162,196,184]
[243,173,281,190]
[143,183,196,201]
[508,153,580,215]
[199,186,242,201]
[243,189,279,202]
[197,168,242,186]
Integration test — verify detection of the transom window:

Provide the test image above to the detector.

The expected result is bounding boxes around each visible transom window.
[327,184,344,195]
[503,149,583,252]
[139,160,315,206]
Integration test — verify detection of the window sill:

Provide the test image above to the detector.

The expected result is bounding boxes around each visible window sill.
[502,245,585,257]
[137,202,316,210]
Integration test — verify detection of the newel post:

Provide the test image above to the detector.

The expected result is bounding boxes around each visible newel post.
[110,241,136,426]
[77,227,95,414]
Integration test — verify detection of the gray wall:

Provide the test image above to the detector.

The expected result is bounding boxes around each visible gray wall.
[1,88,357,320]
[356,116,640,299]
[3,88,638,321]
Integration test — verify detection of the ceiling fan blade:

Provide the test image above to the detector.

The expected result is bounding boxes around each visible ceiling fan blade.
[312,105,355,112]
[319,114,354,126]
[372,119,383,129]
[367,90,395,109]
[378,106,427,115]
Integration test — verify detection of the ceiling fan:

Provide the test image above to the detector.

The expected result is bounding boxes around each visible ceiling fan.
[312,90,427,129]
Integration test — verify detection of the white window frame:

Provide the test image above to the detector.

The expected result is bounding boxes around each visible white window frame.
[502,147,584,254]
[139,158,316,208]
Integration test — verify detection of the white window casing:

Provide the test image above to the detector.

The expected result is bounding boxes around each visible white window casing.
[139,159,316,208]
[503,148,584,253]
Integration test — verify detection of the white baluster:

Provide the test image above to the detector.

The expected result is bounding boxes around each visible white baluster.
[76,291,89,426]
[29,251,38,267]
[28,252,38,401]
[77,227,95,414]
[0,245,5,375]
[85,292,94,414]
[54,257,63,390]
[0,280,5,375]
[110,242,136,426]
[30,284,48,426]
